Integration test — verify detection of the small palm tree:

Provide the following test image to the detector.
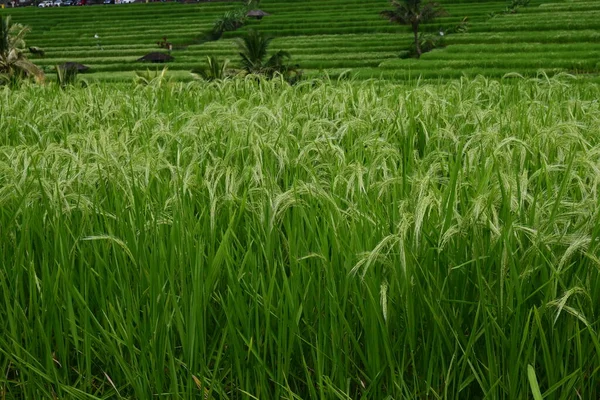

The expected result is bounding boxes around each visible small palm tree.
[134,67,170,88]
[381,0,446,58]
[192,56,230,81]
[0,16,44,84]
[211,8,247,39]
[55,64,78,88]
[236,30,294,78]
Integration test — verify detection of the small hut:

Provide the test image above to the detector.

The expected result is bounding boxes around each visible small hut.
[246,9,270,20]
[137,52,174,63]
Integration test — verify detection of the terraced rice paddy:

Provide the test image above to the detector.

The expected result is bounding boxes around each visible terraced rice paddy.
[1,0,600,81]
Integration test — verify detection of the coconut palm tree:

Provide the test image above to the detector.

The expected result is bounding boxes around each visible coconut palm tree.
[381,0,446,58]
[0,16,44,84]
[236,30,299,80]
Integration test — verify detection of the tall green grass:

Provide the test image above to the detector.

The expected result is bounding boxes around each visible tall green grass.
[1,76,600,399]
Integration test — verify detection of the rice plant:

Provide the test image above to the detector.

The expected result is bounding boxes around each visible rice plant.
[1,75,599,399]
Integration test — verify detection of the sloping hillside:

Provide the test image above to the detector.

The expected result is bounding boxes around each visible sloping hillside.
[2,0,599,80]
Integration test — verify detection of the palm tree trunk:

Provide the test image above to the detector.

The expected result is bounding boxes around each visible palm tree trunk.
[1,17,9,55]
[413,27,421,58]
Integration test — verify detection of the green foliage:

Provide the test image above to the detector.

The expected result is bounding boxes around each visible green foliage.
[399,16,467,58]
[508,0,531,12]
[236,29,302,82]
[1,0,600,82]
[55,64,79,88]
[489,0,531,19]
[401,32,444,58]
[191,55,231,81]
[444,16,469,35]
[134,66,170,87]
[237,29,273,73]
[211,7,248,40]
[0,71,22,87]
[0,16,44,84]
[527,365,544,400]
[1,77,600,398]
[380,0,447,58]
[0,0,599,81]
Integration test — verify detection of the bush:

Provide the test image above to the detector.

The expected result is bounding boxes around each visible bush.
[211,7,248,39]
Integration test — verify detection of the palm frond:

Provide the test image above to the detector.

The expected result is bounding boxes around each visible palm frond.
[236,30,272,73]
[14,58,45,83]
[265,50,290,69]
[421,2,447,19]
[0,16,44,83]
[381,0,445,26]
[193,56,230,81]
[8,21,30,51]
[381,0,446,58]
[380,10,410,25]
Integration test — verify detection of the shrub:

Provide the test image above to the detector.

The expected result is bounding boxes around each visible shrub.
[191,55,231,81]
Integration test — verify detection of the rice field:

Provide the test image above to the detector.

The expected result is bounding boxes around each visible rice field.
[2,0,600,397]
[1,0,600,80]
[1,75,600,398]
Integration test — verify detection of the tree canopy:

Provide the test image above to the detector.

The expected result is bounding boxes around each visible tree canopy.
[381,0,446,58]
[0,16,44,85]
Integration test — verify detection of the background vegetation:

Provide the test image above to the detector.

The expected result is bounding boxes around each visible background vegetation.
[0,0,599,81]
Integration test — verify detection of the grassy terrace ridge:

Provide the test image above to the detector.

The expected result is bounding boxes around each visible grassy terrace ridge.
[1,0,600,80]
[1,76,600,399]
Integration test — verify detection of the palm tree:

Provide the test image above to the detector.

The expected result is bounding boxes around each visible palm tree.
[381,0,446,58]
[236,29,293,78]
[211,8,247,40]
[192,56,231,81]
[0,16,44,84]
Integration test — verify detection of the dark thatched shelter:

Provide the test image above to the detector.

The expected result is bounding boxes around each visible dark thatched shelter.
[59,62,89,72]
[137,52,174,63]
[246,9,270,19]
